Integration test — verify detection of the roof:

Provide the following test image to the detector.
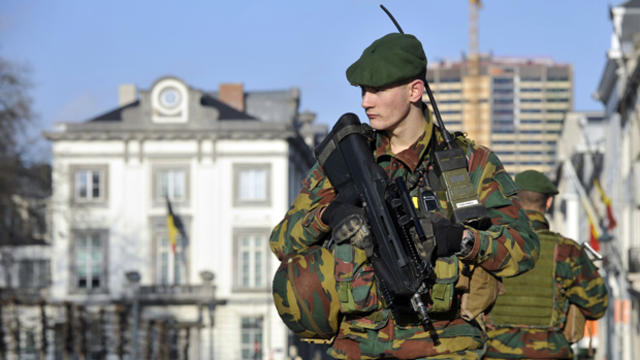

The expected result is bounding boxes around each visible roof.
[200,94,256,120]
[89,100,140,122]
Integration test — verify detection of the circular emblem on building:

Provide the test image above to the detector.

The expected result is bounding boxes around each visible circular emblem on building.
[159,86,181,109]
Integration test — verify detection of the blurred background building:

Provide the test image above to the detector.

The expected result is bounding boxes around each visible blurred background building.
[552,1,640,360]
[593,1,640,359]
[0,76,327,359]
[426,56,572,175]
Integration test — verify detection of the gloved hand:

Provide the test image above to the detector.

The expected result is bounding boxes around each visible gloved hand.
[321,200,373,254]
[424,212,465,258]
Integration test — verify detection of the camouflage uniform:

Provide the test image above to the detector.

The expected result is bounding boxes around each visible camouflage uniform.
[270,114,539,359]
[484,210,608,359]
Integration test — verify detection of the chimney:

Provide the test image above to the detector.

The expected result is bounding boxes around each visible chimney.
[218,83,244,112]
[118,84,137,106]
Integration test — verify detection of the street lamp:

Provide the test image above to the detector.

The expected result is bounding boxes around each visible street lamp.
[125,270,141,360]
[199,270,216,360]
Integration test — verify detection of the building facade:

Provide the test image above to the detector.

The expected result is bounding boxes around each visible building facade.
[553,110,609,358]
[426,56,573,174]
[592,1,640,359]
[43,77,326,359]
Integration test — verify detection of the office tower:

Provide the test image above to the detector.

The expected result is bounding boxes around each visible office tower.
[426,56,573,174]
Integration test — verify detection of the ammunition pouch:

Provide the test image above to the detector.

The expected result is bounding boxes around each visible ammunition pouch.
[563,304,586,343]
[333,243,381,314]
[431,256,459,312]
[460,265,501,321]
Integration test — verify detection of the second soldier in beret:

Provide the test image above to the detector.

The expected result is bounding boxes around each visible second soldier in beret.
[270,32,539,359]
[484,170,608,359]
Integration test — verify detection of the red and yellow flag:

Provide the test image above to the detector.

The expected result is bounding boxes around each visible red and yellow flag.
[594,179,617,230]
[586,212,600,252]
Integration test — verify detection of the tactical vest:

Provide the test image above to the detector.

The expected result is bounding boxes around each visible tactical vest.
[410,134,502,317]
[488,230,566,330]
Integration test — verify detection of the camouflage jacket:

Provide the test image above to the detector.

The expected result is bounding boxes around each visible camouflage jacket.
[270,116,539,359]
[484,210,608,359]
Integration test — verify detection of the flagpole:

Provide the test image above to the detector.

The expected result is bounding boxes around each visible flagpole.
[562,160,600,231]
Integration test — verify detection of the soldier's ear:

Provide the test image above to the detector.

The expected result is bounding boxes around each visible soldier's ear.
[408,79,424,103]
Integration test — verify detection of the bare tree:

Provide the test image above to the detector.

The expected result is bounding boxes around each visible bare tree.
[0,57,34,158]
[0,57,50,247]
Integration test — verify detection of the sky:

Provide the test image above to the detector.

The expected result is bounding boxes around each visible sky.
[0,0,616,158]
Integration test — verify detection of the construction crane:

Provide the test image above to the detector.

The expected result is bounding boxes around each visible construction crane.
[466,0,486,145]
[469,0,481,71]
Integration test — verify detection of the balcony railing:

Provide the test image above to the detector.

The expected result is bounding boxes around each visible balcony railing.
[134,284,215,305]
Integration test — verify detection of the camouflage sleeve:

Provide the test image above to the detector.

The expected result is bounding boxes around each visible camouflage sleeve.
[269,162,336,260]
[557,240,609,319]
[460,144,540,277]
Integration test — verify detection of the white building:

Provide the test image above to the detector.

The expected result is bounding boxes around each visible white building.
[44,77,326,359]
[553,110,609,358]
[589,0,640,359]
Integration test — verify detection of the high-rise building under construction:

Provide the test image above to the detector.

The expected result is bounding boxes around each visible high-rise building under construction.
[426,56,573,175]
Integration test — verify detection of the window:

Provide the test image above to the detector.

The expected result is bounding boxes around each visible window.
[153,166,189,204]
[72,230,107,292]
[156,233,187,285]
[548,77,569,81]
[493,78,513,84]
[150,216,190,285]
[18,259,50,288]
[71,165,108,204]
[493,110,513,115]
[241,317,263,360]
[235,231,268,290]
[493,129,515,134]
[234,164,271,206]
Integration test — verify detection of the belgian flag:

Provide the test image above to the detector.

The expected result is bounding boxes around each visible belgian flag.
[593,179,617,230]
[166,197,188,255]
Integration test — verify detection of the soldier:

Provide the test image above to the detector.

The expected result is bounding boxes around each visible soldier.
[484,170,608,359]
[270,33,539,359]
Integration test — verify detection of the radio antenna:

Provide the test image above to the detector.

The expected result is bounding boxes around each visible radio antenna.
[379,5,404,34]
[379,4,455,149]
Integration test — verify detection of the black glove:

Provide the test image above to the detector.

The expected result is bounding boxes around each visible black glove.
[321,200,361,229]
[321,200,373,254]
[425,213,465,258]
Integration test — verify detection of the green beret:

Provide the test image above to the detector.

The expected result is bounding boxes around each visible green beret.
[346,33,427,88]
[515,170,559,196]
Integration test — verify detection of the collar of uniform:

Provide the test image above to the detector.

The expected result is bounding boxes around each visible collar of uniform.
[524,209,550,231]
[374,106,434,172]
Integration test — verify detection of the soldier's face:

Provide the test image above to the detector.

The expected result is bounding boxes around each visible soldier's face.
[361,83,412,132]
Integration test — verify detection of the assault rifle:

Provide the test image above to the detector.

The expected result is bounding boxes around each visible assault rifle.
[315,113,439,342]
